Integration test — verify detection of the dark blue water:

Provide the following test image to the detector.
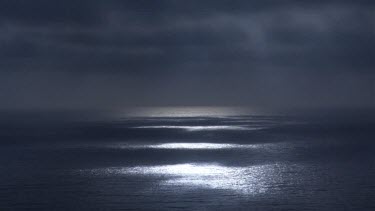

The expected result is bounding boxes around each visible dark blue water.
[1,111,375,210]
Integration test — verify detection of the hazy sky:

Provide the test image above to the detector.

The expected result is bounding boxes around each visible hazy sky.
[0,0,374,110]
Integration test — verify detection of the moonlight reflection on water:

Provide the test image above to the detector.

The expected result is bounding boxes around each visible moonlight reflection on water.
[110,142,265,150]
[147,143,259,149]
[131,125,256,131]
[3,113,375,210]
[83,163,286,195]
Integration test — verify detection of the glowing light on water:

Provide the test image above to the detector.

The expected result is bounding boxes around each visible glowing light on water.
[86,163,278,194]
[106,142,274,150]
[131,125,260,131]
[128,142,261,150]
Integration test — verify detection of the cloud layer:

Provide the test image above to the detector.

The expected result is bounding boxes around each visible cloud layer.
[0,1,374,110]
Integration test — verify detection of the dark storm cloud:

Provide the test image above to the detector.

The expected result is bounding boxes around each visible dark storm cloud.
[0,0,374,109]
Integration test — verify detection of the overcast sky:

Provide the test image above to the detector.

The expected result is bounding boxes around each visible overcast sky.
[0,0,374,110]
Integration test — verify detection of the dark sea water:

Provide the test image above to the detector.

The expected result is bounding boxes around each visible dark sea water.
[1,109,375,210]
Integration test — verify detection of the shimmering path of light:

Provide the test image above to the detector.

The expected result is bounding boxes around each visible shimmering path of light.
[82,163,285,195]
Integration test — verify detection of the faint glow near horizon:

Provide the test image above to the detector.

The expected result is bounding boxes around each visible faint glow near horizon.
[123,106,253,117]
[116,142,262,150]
[86,163,276,194]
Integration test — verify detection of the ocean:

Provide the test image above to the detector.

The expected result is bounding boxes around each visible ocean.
[0,109,375,210]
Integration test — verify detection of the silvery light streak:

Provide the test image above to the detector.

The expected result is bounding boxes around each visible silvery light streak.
[108,142,274,150]
[150,143,258,149]
[129,143,261,150]
[84,163,281,194]
[131,125,263,131]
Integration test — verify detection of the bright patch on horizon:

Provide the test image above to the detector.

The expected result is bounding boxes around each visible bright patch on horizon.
[122,106,254,117]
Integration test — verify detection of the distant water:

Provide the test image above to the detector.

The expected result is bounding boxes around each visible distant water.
[0,110,375,210]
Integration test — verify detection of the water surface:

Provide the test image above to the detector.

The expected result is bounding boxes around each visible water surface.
[1,110,375,210]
